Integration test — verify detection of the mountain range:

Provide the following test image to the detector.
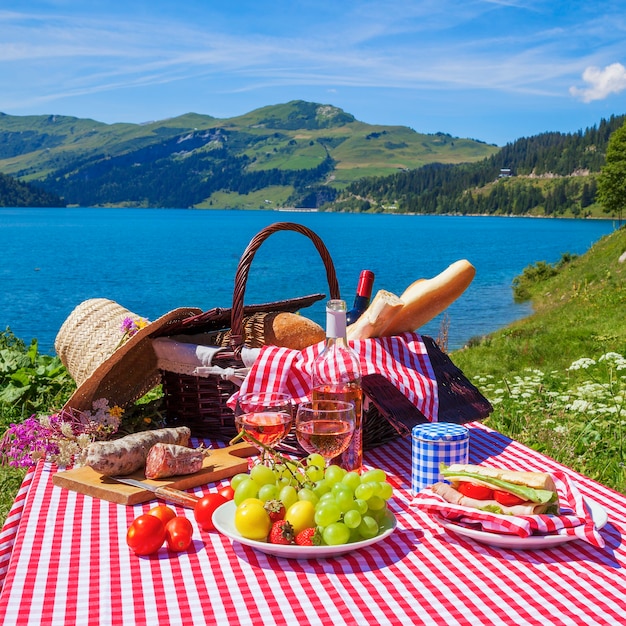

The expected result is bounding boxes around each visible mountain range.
[0,100,623,216]
[0,100,496,209]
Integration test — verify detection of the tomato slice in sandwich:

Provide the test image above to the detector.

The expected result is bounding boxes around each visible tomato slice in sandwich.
[493,490,527,506]
[457,482,493,500]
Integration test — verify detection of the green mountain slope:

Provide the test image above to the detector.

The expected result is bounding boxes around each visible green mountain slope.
[0,101,497,209]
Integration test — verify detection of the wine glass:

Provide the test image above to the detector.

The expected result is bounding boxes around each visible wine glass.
[234,392,293,458]
[295,400,355,466]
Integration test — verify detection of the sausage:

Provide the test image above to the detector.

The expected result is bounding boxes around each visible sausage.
[144,443,206,479]
[83,427,191,476]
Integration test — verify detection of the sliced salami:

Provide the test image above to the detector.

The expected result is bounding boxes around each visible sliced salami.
[144,443,206,479]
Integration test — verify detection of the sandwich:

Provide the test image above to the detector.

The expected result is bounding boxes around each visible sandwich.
[431,464,560,515]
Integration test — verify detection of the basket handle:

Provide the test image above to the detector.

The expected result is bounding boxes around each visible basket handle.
[230,222,340,350]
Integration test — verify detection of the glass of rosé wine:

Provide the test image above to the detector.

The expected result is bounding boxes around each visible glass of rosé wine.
[295,400,355,466]
[234,392,293,456]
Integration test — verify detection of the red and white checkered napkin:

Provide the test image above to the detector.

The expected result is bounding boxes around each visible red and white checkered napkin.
[228,332,438,421]
[413,471,606,548]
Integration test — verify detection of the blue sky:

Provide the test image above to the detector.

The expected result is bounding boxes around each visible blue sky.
[1,1,625,146]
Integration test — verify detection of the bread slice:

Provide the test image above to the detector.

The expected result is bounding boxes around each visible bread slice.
[347,290,404,340]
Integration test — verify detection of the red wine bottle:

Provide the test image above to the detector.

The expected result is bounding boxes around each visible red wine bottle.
[346,270,375,325]
[311,299,363,472]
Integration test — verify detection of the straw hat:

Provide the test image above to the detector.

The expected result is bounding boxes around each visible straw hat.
[55,298,203,413]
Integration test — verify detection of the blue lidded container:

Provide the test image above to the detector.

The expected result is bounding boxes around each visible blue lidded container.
[411,423,469,494]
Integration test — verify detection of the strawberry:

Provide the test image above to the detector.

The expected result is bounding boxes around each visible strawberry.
[295,527,320,547]
[268,520,295,545]
[264,499,286,522]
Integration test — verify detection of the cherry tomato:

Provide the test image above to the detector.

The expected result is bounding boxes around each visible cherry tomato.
[194,493,227,531]
[493,490,527,506]
[457,482,494,500]
[165,516,194,552]
[126,514,166,555]
[234,500,271,540]
[147,504,177,525]
[217,485,235,501]
[284,500,316,535]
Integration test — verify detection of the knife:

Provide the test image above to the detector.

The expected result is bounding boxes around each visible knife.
[111,476,200,509]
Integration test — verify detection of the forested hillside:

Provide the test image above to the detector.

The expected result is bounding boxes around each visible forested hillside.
[333,115,626,217]
[0,102,495,209]
[0,171,64,207]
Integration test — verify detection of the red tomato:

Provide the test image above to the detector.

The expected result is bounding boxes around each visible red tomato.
[194,493,227,531]
[217,485,235,501]
[126,514,166,555]
[165,516,194,552]
[457,482,494,500]
[147,504,177,525]
[493,490,527,506]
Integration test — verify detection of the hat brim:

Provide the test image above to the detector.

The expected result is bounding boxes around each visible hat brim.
[62,305,203,413]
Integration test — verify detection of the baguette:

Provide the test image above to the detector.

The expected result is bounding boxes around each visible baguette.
[346,290,404,340]
[382,260,475,336]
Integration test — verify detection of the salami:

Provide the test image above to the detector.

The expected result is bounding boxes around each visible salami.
[144,443,206,479]
[83,426,191,476]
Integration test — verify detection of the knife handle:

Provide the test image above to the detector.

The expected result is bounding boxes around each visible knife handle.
[154,486,200,509]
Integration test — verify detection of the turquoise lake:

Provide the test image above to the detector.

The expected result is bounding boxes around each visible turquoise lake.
[0,207,618,354]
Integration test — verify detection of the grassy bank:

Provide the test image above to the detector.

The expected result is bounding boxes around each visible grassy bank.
[0,226,624,526]
[453,225,626,491]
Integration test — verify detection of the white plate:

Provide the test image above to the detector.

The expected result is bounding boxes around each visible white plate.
[213,500,396,559]
[434,498,608,550]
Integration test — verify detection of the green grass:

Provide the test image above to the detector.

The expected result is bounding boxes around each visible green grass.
[0,226,624,527]
[196,186,295,209]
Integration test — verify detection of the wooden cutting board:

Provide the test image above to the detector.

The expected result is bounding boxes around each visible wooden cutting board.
[52,442,258,506]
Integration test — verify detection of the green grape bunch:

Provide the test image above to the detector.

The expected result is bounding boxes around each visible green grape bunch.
[229,453,395,546]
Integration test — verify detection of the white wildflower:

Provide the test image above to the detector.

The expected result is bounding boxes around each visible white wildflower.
[76,433,92,449]
[598,352,626,366]
[60,422,74,438]
[566,399,592,412]
[568,357,596,371]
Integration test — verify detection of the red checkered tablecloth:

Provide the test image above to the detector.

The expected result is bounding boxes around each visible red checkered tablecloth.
[0,424,624,625]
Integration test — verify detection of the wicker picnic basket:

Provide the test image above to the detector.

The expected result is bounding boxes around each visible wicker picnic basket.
[154,222,492,449]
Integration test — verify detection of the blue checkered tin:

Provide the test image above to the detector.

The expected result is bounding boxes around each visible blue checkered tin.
[411,423,469,494]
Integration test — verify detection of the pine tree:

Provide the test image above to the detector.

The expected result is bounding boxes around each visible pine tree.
[597,120,626,225]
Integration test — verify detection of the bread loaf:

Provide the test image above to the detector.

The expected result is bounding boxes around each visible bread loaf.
[346,290,404,340]
[383,260,475,336]
[264,312,325,350]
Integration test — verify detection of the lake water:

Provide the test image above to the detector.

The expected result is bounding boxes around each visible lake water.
[0,207,618,354]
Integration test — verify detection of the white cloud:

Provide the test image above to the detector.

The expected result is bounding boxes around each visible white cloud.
[569,63,626,102]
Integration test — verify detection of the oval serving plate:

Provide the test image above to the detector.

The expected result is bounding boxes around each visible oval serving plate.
[213,500,396,559]
[435,498,608,550]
